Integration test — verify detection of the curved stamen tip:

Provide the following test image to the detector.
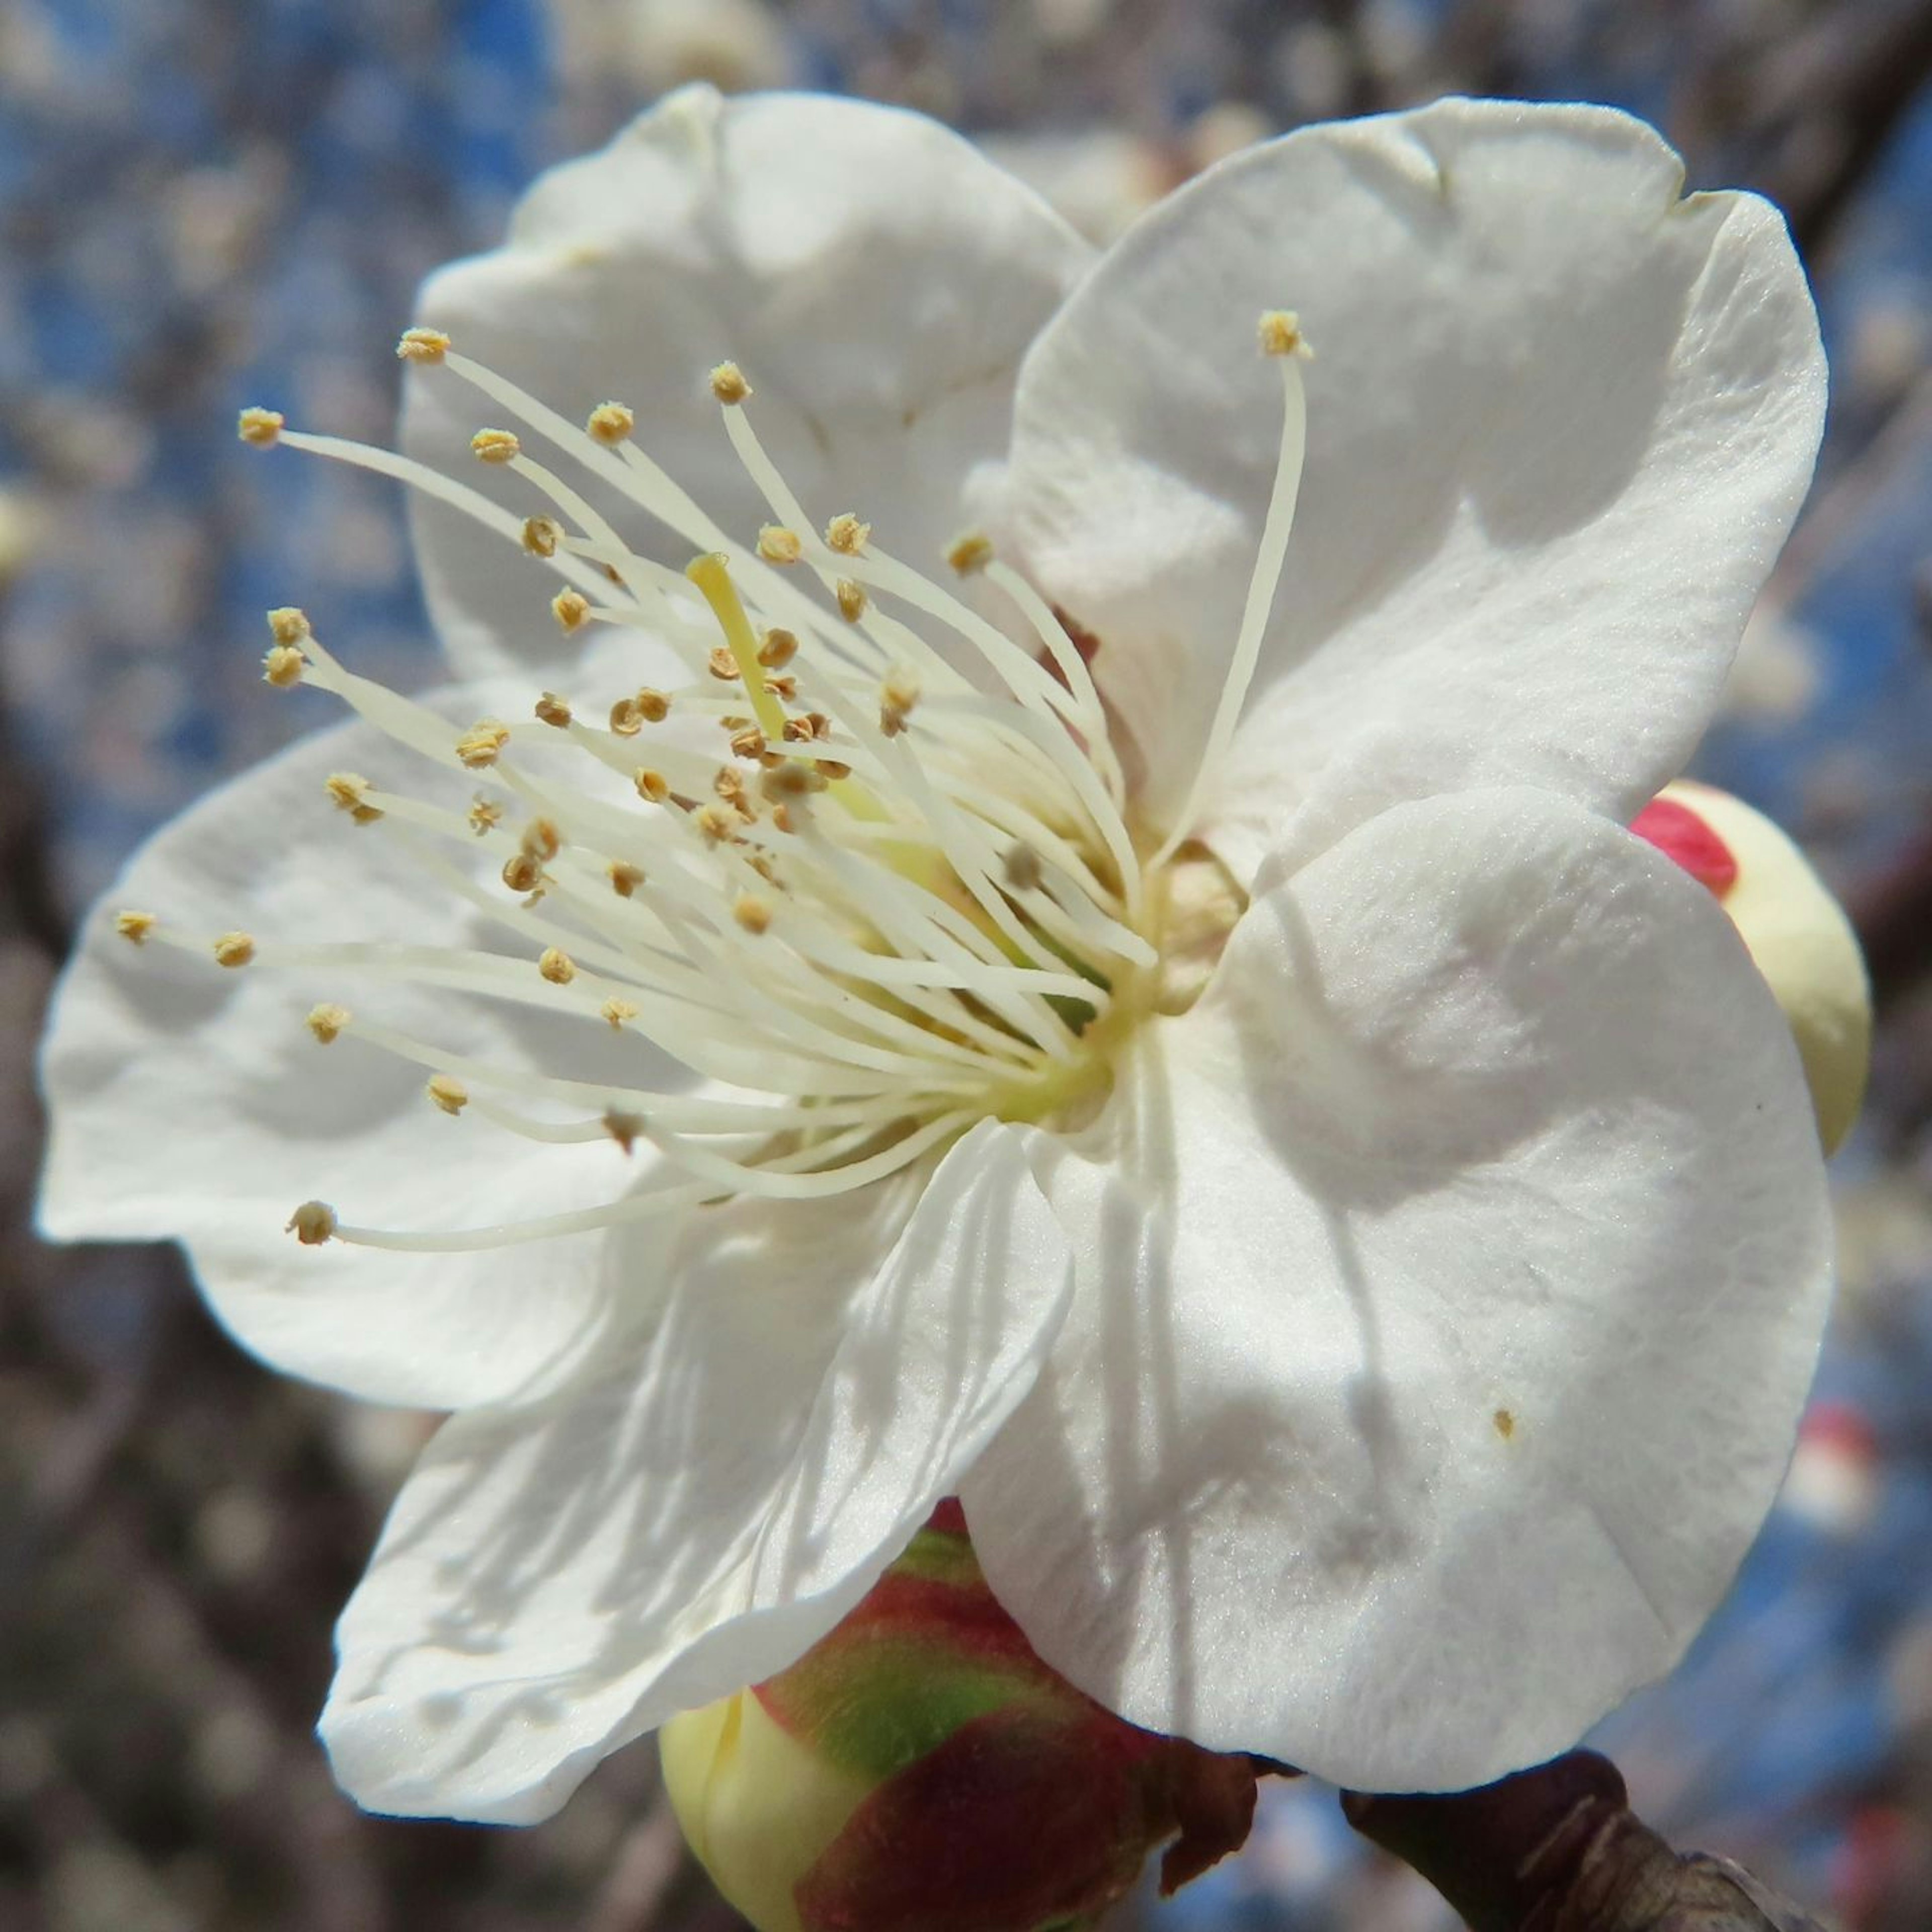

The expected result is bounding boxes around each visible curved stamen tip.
[587,401,635,446]
[427,1073,469,1116]
[396,327,451,364]
[325,772,382,824]
[263,643,306,688]
[1258,309,1314,360]
[946,530,994,576]
[710,361,752,406]
[470,428,521,464]
[237,407,284,447]
[826,512,870,556]
[287,1200,337,1245]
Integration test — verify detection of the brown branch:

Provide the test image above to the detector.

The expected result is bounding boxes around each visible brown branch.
[1342,1749,1830,1932]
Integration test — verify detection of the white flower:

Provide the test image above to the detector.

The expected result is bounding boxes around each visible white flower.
[40,87,1834,1819]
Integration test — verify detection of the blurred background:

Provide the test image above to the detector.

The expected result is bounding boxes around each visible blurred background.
[6,1,1932,1927]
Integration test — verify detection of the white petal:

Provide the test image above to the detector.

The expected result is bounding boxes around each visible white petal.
[404,86,1092,679]
[962,788,1832,1791]
[1000,100,1824,869]
[322,1120,1072,1822]
[39,692,691,1409]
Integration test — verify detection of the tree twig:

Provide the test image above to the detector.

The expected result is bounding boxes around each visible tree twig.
[1342,1749,1830,1931]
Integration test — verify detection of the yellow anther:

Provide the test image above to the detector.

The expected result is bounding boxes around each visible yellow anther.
[587,401,635,445]
[635,768,669,804]
[267,607,311,646]
[1003,843,1044,893]
[946,530,994,575]
[213,931,256,969]
[609,861,645,898]
[769,802,795,834]
[552,587,591,633]
[396,327,451,364]
[468,796,504,836]
[237,407,284,447]
[521,817,562,861]
[1258,309,1313,359]
[522,516,561,558]
[710,361,752,405]
[306,1003,351,1044]
[538,946,577,985]
[600,997,639,1029]
[766,673,797,701]
[694,803,737,845]
[501,850,544,894]
[757,525,803,566]
[426,1073,469,1116]
[835,578,868,623]
[815,758,853,782]
[456,718,511,769]
[879,670,919,738]
[115,909,156,945]
[826,512,871,556]
[733,894,773,935]
[729,724,766,761]
[634,687,670,723]
[534,691,573,728]
[263,643,306,688]
[707,646,740,683]
[603,1109,642,1153]
[757,627,798,669]
[470,428,521,464]
[610,695,647,737]
[286,1200,337,1246]
[324,772,383,824]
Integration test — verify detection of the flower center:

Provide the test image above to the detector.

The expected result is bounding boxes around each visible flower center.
[127,316,1308,1254]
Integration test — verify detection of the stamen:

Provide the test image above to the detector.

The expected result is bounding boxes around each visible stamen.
[537,946,577,986]
[396,327,451,364]
[758,525,804,566]
[587,401,635,446]
[213,931,256,969]
[116,910,156,946]
[535,691,573,728]
[456,719,511,769]
[325,772,383,824]
[710,362,752,405]
[826,513,871,555]
[287,1200,337,1245]
[263,643,306,688]
[552,588,591,633]
[237,407,283,447]
[306,1003,350,1043]
[427,1073,469,1115]
[470,428,521,465]
[1156,312,1310,863]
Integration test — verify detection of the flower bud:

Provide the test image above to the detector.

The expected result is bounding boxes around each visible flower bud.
[661,1502,1260,1932]
[1633,780,1871,1153]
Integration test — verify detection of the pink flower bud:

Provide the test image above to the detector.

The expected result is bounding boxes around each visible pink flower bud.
[1633,780,1870,1153]
[661,1502,1261,1932]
